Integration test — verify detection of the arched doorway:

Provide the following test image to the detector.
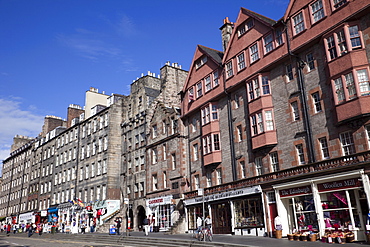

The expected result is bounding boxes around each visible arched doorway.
[137,206,146,231]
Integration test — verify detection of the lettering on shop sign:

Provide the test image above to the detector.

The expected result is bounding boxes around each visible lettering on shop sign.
[149,198,163,204]
[279,186,311,197]
[194,189,246,203]
[317,178,361,192]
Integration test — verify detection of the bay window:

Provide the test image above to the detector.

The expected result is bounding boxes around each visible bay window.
[325,24,363,61]
[202,133,220,155]
[332,68,370,104]
[201,103,218,125]
[247,75,270,101]
[250,109,275,136]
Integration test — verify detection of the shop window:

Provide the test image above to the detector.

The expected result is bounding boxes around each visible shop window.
[289,195,318,230]
[234,197,264,227]
[320,190,361,229]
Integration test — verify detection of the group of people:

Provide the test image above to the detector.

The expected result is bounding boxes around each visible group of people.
[196,215,212,237]
[1,223,44,237]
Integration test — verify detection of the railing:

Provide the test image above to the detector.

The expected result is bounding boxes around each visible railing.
[184,150,370,199]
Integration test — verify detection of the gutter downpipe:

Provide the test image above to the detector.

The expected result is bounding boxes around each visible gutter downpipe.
[283,21,316,164]
[223,72,238,181]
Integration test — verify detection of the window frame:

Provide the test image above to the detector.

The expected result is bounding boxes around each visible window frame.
[249,43,259,63]
[250,109,275,136]
[310,0,325,23]
[226,61,234,78]
[237,52,246,71]
[292,12,305,35]
[263,33,274,54]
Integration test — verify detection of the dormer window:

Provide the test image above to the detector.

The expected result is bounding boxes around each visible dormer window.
[195,56,207,69]
[237,19,254,37]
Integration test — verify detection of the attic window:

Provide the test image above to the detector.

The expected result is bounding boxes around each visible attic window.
[237,19,254,37]
[195,56,207,69]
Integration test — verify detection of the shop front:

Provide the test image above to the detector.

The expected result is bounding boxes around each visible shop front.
[184,186,265,236]
[146,195,173,232]
[273,170,370,241]
[18,212,34,224]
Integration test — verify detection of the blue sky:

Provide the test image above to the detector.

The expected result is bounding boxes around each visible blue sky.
[0,0,289,161]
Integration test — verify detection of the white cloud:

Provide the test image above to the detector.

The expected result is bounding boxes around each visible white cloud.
[0,97,44,161]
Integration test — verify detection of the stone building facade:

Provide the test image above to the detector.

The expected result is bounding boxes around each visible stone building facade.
[121,62,188,231]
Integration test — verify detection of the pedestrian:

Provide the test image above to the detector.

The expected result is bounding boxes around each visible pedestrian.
[196,215,203,238]
[6,223,11,236]
[37,224,43,235]
[115,219,121,235]
[80,221,86,234]
[205,215,212,233]
[28,224,34,237]
[12,224,17,234]
[143,217,149,236]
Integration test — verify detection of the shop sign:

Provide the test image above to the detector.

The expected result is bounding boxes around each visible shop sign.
[147,195,173,207]
[19,212,34,222]
[41,211,47,217]
[318,178,362,192]
[279,186,312,198]
[184,186,261,206]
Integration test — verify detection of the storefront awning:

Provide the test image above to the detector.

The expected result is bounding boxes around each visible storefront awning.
[47,207,58,213]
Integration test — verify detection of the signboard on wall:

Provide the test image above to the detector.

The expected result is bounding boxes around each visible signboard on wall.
[279,185,312,198]
[317,178,362,192]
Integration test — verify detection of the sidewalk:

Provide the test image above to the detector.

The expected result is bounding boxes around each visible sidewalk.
[124,231,369,247]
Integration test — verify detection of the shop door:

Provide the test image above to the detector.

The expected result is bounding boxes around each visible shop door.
[211,202,232,234]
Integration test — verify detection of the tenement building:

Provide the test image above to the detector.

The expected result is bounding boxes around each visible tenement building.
[181,0,370,241]
[0,88,124,232]
[121,62,188,232]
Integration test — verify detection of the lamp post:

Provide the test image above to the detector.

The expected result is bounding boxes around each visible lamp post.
[198,188,205,242]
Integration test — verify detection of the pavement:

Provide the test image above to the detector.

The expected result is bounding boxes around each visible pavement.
[123,231,370,247]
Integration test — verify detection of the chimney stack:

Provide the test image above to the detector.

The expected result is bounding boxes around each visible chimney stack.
[220,17,234,52]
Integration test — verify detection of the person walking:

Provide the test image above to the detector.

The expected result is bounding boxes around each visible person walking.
[196,216,203,239]
[115,219,121,235]
[28,224,34,237]
[143,217,150,236]
[205,215,212,233]
[6,224,11,236]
